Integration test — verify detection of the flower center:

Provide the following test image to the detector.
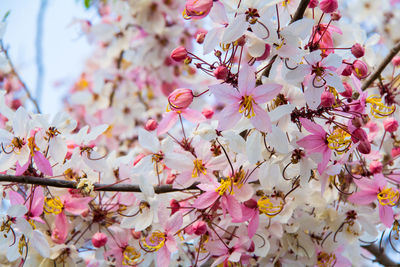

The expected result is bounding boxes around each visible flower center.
[326,127,352,154]
[44,197,64,215]
[11,137,25,149]
[317,252,336,267]
[378,187,399,206]
[366,95,395,118]
[245,8,260,24]
[28,137,39,157]
[192,159,206,178]
[257,196,284,217]
[216,179,233,196]
[122,246,141,266]
[142,231,166,251]
[239,95,256,118]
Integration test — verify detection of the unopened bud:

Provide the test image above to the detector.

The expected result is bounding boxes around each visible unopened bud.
[351,43,365,58]
[352,60,368,79]
[320,91,335,107]
[340,82,353,98]
[92,232,108,248]
[192,221,207,235]
[384,117,399,132]
[145,119,158,131]
[185,0,213,19]
[168,88,194,110]
[358,140,371,154]
[196,31,206,44]
[351,128,368,143]
[131,229,141,239]
[171,46,188,62]
[308,0,319,8]
[213,65,229,80]
[392,56,400,67]
[320,0,338,13]
[330,11,341,21]
[341,64,353,76]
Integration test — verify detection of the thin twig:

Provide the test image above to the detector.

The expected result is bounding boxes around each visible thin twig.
[362,243,400,266]
[362,41,400,91]
[290,0,310,24]
[0,41,41,113]
[0,174,199,193]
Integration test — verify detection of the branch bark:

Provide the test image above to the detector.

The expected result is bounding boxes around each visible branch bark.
[290,0,310,24]
[0,174,199,194]
[361,41,400,91]
[362,243,400,267]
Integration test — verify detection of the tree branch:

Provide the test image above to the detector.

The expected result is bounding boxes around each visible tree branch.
[0,174,199,194]
[362,243,400,267]
[361,41,400,91]
[0,41,42,113]
[290,0,310,24]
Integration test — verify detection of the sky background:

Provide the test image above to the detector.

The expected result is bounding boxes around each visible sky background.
[1,0,96,114]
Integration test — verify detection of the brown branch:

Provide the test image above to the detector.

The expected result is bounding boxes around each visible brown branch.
[362,243,400,266]
[362,41,400,91]
[0,41,42,113]
[290,0,310,24]
[0,174,199,194]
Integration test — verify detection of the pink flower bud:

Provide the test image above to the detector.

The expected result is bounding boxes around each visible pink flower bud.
[92,232,108,248]
[202,107,214,119]
[185,0,213,19]
[392,56,400,67]
[131,229,141,239]
[11,99,22,110]
[192,221,207,235]
[166,173,176,184]
[340,82,353,98]
[196,30,207,44]
[351,43,365,58]
[352,60,368,79]
[320,91,335,107]
[213,65,229,80]
[145,119,158,131]
[168,88,194,110]
[244,199,258,209]
[320,0,338,13]
[170,46,188,62]
[170,199,180,215]
[308,0,319,8]
[351,128,368,143]
[369,160,383,174]
[257,44,271,61]
[358,141,371,154]
[341,64,353,76]
[392,147,400,158]
[384,118,399,132]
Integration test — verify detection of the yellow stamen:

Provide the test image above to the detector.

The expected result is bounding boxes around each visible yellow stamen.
[192,159,206,178]
[328,87,340,107]
[216,178,233,196]
[378,187,399,206]
[366,95,395,118]
[282,0,290,7]
[122,246,141,266]
[257,196,284,217]
[326,127,352,154]
[141,231,166,251]
[317,251,336,267]
[27,137,39,157]
[44,197,64,215]
[18,235,27,256]
[239,95,256,118]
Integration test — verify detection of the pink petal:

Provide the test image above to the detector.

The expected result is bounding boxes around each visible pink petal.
[157,112,178,135]
[194,191,219,209]
[297,135,325,151]
[374,173,387,190]
[53,212,68,244]
[9,190,24,205]
[348,191,377,205]
[30,186,44,217]
[173,171,193,189]
[64,197,92,215]
[250,104,271,132]
[317,148,331,174]
[353,177,379,192]
[224,195,242,221]
[16,160,30,176]
[248,212,259,238]
[299,118,326,136]
[157,245,171,267]
[33,151,53,176]
[252,84,282,103]
[181,108,206,123]
[216,103,241,131]
[238,64,256,95]
[209,84,240,103]
[165,212,183,233]
[379,205,394,228]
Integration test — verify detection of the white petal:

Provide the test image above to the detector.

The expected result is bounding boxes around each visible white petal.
[246,130,262,164]
[265,126,289,154]
[138,128,160,153]
[222,14,247,43]
[31,230,50,258]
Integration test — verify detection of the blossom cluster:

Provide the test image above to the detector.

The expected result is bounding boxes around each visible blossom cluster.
[1,0,400,266]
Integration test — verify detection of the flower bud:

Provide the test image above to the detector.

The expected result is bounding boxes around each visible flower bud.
[352,60,368,79]
[330,11,341,21]
[383,117,399,132]
[92,232,108,248]
[244,199,258,209]
[213,65,229,80]
[369,160,383,174]
[202,107,214,119]
[340,82,353,98]
[392,56,400,67]
[392,147,400,158]
[320,0,338,13]
[145,119,158,131]
[170,199,180,215]
[320,91,335,107]
[168,88,194,110]
[351,117,362,128]
[308,0,319,8]
[351,43,365,58]
[341,64,353,76]
[192,221,207,235]
[170,46,188,62]
[196,29,207,44]
[185,0,213,19]
[351,128,368,143]
[131,229,141,239]
[358,141,371,154]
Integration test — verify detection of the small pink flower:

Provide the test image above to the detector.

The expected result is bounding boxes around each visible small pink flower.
[184,0,213,19]
[168,88,194,110]
[320,0,338,13]
[170,46,188,62]
[383,117,399,132]
[92,232,108,248]
[352,60,368,79]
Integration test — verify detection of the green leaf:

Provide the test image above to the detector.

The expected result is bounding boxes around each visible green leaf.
[84,0,92,9]
[2,11,10,22]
